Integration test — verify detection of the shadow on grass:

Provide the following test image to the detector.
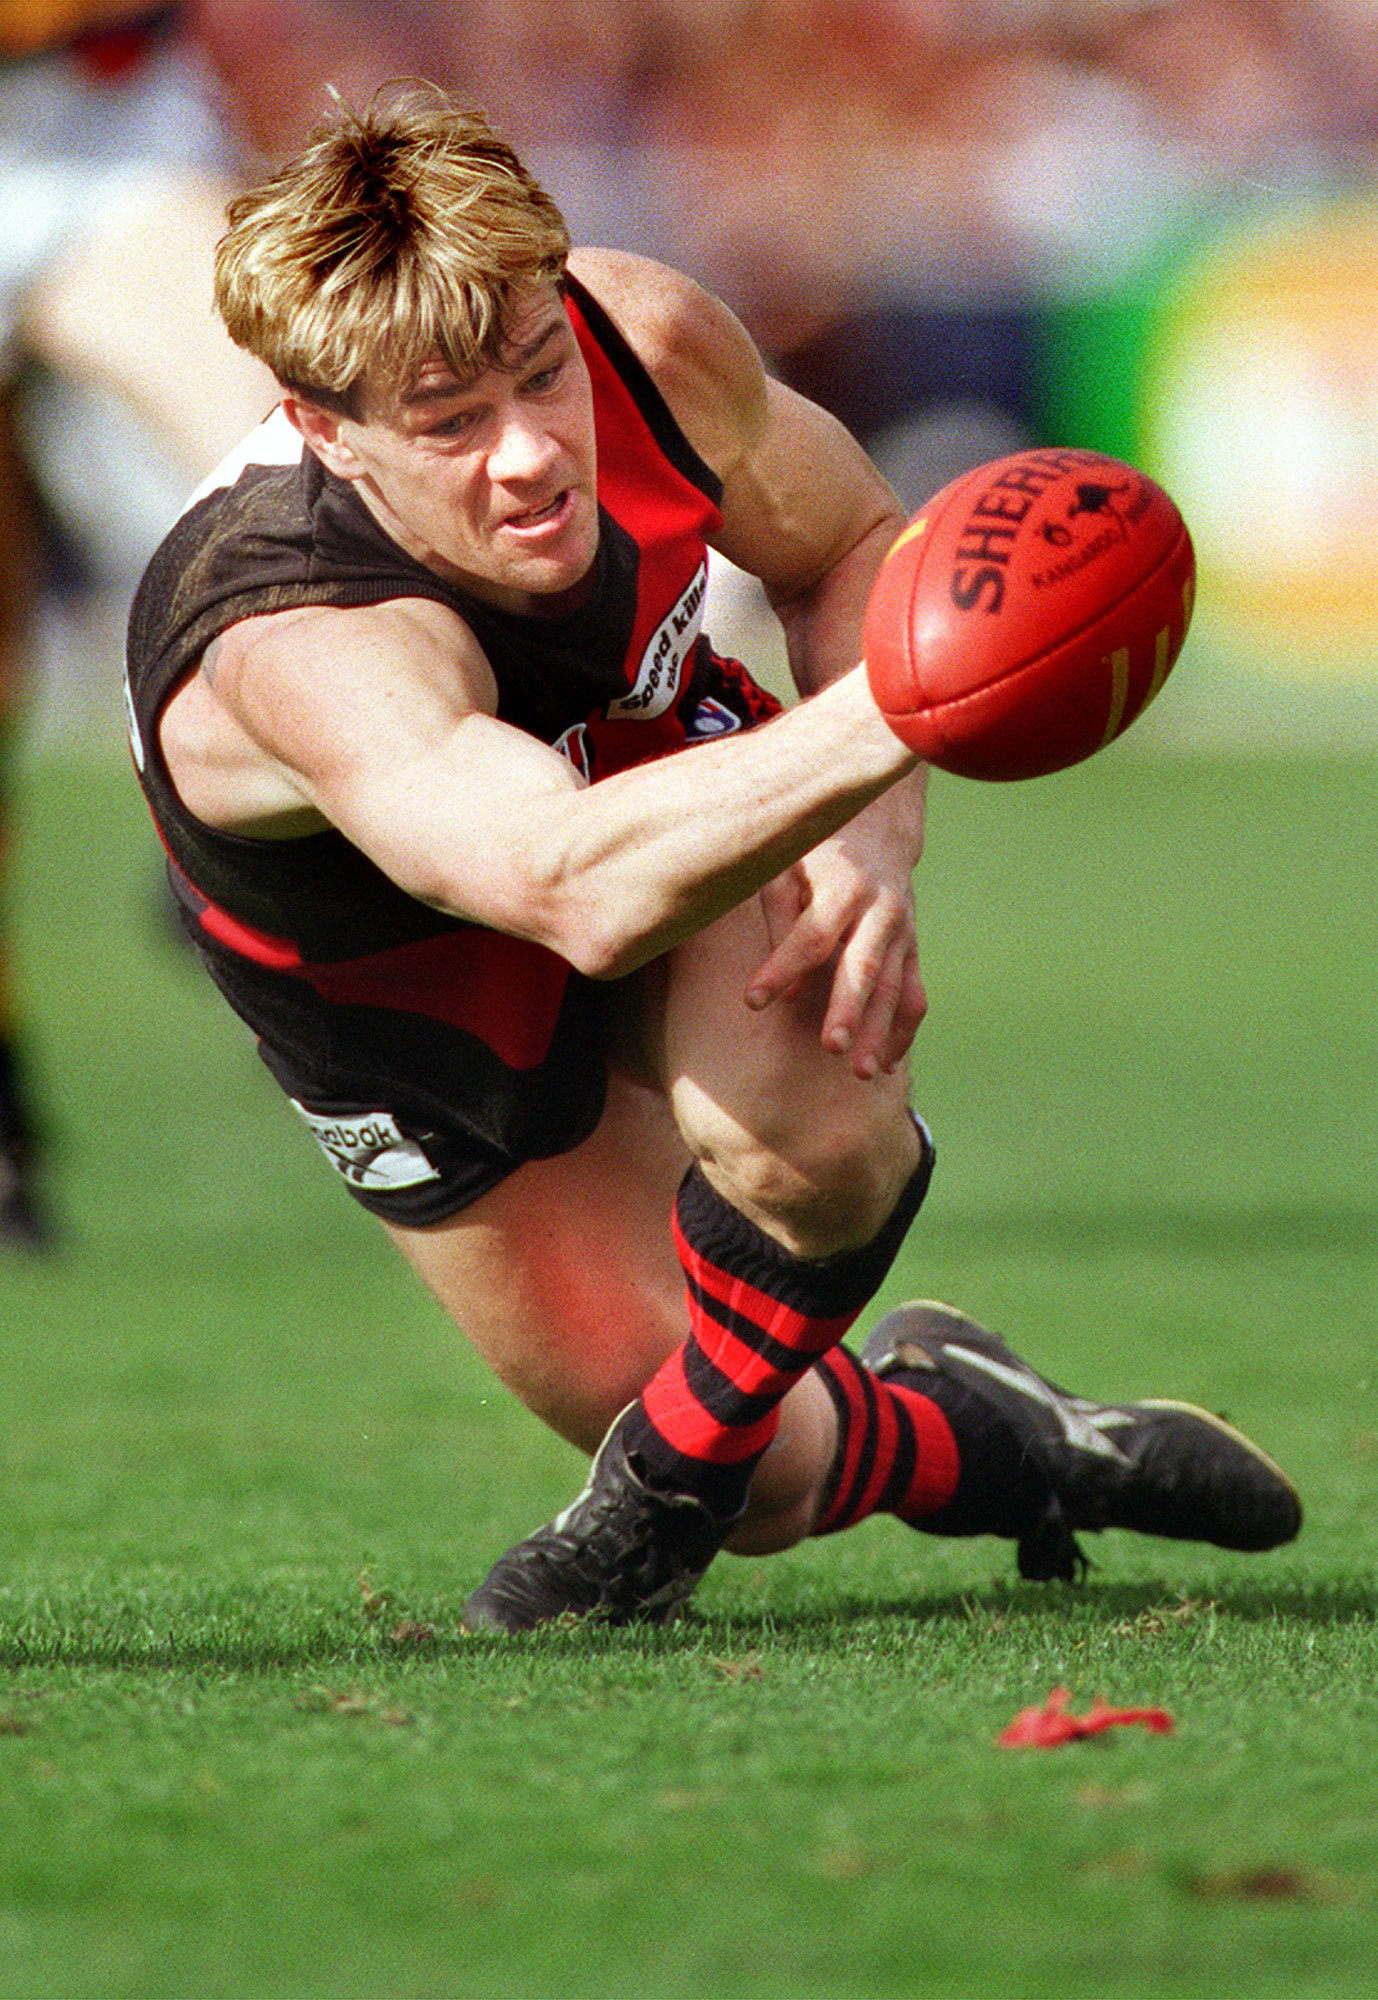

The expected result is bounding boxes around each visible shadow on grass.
[0,1577,1369,1674]
[733,1575,1378,1636]
[659,1577,1377,1658]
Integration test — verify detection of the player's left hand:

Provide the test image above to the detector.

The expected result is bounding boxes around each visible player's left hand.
[745,780,927,1080]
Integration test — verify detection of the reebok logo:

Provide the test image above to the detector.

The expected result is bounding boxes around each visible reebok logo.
[684,695,742,741]
[291,1102,441,1192]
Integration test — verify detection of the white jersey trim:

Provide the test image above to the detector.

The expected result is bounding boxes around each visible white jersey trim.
[181,403,302,516]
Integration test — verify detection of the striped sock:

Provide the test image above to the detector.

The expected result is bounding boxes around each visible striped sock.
[811,1342,1052,1538]
[810,1345,961,1532]
[621,1132,935,1521]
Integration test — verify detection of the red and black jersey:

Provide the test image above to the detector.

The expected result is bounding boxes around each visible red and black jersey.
[123,272,780,1215]
[125,273,779,957]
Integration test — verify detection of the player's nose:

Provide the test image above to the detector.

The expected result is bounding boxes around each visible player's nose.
[487,407,562,485]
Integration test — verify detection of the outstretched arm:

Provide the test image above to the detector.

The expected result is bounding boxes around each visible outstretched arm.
[170,591,919,984]
[576,249,927,1076]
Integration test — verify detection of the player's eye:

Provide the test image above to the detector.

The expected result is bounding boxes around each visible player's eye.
[431,406,481,438]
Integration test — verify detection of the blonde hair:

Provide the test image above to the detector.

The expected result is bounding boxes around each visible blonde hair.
[215,87,571,415]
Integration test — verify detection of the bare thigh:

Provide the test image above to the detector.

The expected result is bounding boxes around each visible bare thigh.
[382,1068,691,1453]
[379,902,858,1550]
[382,892,856,1446]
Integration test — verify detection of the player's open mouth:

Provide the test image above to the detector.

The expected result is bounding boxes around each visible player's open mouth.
[504,491,573,535]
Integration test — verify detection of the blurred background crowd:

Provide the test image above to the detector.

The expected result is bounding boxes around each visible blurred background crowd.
[3,0,1377,1245]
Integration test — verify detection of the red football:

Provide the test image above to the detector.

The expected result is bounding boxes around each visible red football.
[862,449,1195,780]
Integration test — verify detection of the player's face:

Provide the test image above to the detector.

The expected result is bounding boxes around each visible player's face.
[313,283,600,614]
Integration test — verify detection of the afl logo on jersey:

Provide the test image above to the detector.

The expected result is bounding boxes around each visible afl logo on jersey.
[552,723,593,782]
[607,563,707,722]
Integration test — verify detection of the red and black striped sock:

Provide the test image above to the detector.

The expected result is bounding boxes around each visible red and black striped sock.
[620,1130,935,1522]
[810,1343,1050,1537]
[809,1346,961,1531]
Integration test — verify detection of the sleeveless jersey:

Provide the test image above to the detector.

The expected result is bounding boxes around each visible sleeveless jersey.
[124,274,780,1214]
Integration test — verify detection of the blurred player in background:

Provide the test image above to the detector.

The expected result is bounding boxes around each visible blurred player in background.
[125,91,1301,1631]
[0,0,279,1246]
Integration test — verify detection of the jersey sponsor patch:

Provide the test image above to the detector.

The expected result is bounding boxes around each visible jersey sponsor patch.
[607,562,707,721]
[290,1101,442,1191]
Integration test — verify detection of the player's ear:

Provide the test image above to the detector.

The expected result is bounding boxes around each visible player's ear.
[282,393,362,479]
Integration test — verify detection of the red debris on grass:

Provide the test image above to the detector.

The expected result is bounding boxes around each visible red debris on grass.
[999,1685,1175,1748]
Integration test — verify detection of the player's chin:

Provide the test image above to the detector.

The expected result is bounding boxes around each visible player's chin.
[501,502,599,593]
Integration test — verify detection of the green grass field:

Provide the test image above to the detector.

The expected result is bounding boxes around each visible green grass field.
[2,743,1374,2000]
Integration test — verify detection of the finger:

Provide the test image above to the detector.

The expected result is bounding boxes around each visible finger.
[831,930,911,1078]
[745,900,847,1011]
[896,949,928,1048]
[816,894,911,1058]
[756,866,807,955]
[860,945,927,1079]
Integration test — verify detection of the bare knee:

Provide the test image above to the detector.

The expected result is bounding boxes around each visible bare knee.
[695,1086,922,1258]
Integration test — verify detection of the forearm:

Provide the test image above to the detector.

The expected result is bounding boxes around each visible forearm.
[511,666,919,977]
[773,508,905,698]
[774,507,928,870]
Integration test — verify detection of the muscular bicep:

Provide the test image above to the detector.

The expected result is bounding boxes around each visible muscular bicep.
[713,378,901,610]
[185,596,587,937]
